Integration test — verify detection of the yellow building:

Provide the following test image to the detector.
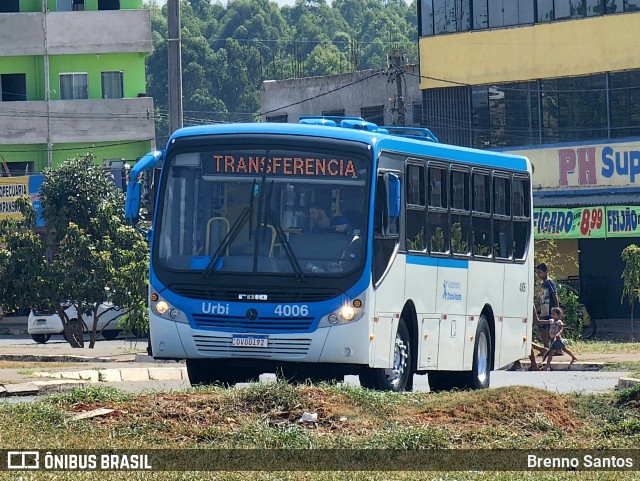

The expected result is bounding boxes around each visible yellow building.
[418,0,640,323]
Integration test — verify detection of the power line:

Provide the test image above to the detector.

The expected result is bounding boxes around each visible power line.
[0,139,154,154]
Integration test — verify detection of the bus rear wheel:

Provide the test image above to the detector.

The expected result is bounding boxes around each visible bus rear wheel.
[359,318,413,392]
[427,315,492,391]
[186,359,260,386]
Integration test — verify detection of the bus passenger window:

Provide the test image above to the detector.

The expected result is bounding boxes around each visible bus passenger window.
[406,164,426,252]
[450,169,470,255]
[513,178,531,260]
[472,172,491,257]
[426,166,448,253]
[493,176,512,259]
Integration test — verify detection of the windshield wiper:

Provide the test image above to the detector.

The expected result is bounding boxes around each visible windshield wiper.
[265,207,306,283]
[203,180,256,279]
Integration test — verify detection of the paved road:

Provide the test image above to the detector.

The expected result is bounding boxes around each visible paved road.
[103,370,628,396]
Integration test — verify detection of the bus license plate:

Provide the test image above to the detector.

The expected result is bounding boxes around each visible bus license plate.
[232,335,268,348]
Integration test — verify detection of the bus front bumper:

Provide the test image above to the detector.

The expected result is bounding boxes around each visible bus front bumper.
[150,312,369,365]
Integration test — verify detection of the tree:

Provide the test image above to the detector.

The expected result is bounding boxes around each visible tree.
[0,154,149,348]
[621,244,640,341]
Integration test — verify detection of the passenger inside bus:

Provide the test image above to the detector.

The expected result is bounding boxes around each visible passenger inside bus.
[308,202,352,234]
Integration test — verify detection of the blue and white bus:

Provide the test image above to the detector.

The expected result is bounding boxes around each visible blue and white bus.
[125,117,533,391]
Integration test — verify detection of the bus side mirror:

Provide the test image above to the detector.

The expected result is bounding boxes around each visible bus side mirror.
[125,150,164,225]
[384,172,400,238]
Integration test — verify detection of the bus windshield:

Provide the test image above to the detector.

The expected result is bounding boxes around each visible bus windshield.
[157,145,371,277]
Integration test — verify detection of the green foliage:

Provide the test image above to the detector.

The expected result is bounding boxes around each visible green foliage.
[406,227,424,251]
[146,0,419,140]
[621,244,640,341]
[557,284,582,340]
[534,239,578,280]
[451,222,468,254]
[617,382,640,407]
[0,154,149,348]
[429,227,444,252]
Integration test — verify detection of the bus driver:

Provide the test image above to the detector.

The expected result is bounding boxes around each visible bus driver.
[308,202,351,233]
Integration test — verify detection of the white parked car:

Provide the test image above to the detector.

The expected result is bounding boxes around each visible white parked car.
[28,303,124,344]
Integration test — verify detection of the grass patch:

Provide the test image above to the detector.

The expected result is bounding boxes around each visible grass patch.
[570,340,640,355]
[602,361,640,374]
[1,383,640,479]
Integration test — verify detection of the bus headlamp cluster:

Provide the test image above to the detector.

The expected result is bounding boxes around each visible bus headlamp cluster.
[151,292,188,323]
[322,299,365,326]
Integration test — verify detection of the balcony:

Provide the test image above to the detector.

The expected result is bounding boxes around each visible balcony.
[0,97,154,145]
[0,9,151,57]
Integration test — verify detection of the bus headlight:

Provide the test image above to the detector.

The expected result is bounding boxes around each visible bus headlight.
[151,293,188,323]
[155,301,169,315]
[339,306,356,321]
[319,298,365,327]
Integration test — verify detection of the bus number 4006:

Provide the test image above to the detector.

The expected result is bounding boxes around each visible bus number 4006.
[274,305,309,317]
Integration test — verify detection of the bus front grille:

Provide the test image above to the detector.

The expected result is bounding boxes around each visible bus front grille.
[192,314,314,332]
[192,334,311,359]
[171,285,341,303]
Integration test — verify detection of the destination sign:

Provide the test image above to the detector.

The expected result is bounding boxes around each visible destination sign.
[205,153,362,179]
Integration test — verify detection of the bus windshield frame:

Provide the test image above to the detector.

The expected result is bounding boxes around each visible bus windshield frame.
[151,134,373,292]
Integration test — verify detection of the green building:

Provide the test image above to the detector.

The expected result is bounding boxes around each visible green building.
[0,0,154,174]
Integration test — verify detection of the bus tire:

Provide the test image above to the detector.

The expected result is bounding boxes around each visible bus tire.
[359,318,413,392]
[465,315,492,390]
[427,316,492,391]
[186,359,259,386]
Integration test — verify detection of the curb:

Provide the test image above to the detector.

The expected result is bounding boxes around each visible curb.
[0,354,138,363]
[617,377,640,390]
[510,361,605,372]
[0,379,87,397]
[33,366,187,383]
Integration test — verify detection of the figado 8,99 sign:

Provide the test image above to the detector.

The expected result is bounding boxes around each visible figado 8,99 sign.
[533,207,606,239]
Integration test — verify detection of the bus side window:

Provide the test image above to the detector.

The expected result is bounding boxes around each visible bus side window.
[493,175,512,259]
[472,172,491,257]
[512,177,531,260]
[406,164,426,252]
[450,168,470,255]
[373,174,399,285]
[426,166,449,254]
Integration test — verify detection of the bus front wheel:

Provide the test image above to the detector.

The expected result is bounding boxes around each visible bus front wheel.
[359,318,413,392]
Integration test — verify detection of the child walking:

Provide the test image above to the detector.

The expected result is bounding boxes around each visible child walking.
[541,307,578,370]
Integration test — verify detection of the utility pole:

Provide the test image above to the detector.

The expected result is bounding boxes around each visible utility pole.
[389,48,406,126]
[168,0,183,133]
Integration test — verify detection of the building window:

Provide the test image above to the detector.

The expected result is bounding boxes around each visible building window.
[60,73,88,100]
[537,0,554,21]
[0,74,27,102]
[424,86,471,146]
[361,105,385,125]
[98,0,119,10]
[489,0,534,28]
[609,70,640,138]
[406,163,427,252]
[625,0,640,11]
[420,0,435,35]
[74,0,85,11]
[265,114,288,123]
[0,0,19,13]
[321,109,345,117]
[412,102,424,125]
[606,0,622,12]
[101,71,123,99]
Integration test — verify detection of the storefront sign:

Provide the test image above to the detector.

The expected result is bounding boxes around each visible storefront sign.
[506,141,640,189]
[535,205,640,239]
[533,207,606,239]
[0,175,44,226]
[606,206,640,237]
